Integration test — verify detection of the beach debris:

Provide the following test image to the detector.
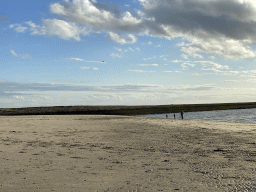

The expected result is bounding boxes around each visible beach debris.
[112,160,122,164]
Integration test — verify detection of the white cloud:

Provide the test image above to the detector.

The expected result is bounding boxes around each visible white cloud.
[108,32,137,44]
[172,60,189,63]
[21,54,32,60]
[129,47,135,52]
[23,20,89,41]
[202,69,240,75]
[25,21,47,35]
[196,61,229,72]
[240,71,256,78]
[110,53,122,58]
[224,80,239,82]
[43,19,88,41]
[136,48,140,51]
[249,70,256,74]
[181,62,195,70]
[148,41,152,45]
[240,70,256,78]
[246,79,256,83]
[202,68,222,73]
[181,54,188,60]
[69,58,105,63]
[143,56,156,61]
[139,64,158,66]
[10,50,31,60]
[178,43,204,59]
[10,50,18,57]
[225,71,240,75]
[80,67,98,70]
[15,26,28,32]
[69,58,84,61]
[180,35,255,59]
[128,70,155,73]
[50,0,142,31]
[14,95,25,99]
[164,71,172,73]
[129,70,146,73]
[9,24,28,32]
[114,47,122,52]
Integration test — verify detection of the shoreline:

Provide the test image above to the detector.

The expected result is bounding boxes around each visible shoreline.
[1,115,256,191]
[1,102,256,116]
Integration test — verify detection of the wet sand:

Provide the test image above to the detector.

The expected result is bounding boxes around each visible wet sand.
[0,115,256,191]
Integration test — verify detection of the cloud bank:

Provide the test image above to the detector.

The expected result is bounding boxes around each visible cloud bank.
[2,79,256,108]
[9,0,256,59]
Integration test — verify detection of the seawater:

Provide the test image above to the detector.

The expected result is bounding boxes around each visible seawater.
[138,108,256,124]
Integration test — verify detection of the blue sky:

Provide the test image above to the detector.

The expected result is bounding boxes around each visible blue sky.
[1,0,256,108]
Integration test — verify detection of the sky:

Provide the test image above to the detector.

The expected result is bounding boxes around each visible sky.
[1,0,256,108]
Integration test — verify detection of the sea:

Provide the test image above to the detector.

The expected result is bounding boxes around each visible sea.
[138,108,256,124]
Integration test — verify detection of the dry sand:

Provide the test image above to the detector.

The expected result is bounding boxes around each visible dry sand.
[1,115,256,191]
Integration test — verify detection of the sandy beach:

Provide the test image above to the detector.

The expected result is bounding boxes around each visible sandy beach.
[1,115,256,191]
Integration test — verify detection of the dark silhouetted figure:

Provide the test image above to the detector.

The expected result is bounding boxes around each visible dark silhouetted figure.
[166,114,168,118]
[180,110,184,119]
[174,114,175,119]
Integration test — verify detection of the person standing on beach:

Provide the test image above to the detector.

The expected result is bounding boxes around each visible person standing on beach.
[166,114,168,118]
[180,110,184,119]
[174,114,175,119]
